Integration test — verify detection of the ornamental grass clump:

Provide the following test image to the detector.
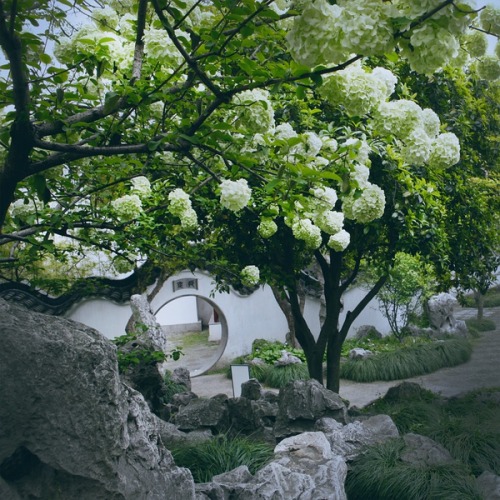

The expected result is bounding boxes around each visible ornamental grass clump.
[264,363,310,389]
[170,434,273,483]
[345,438,482,500]
[340,338,471,382]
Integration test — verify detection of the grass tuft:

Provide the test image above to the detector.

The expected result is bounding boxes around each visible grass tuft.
[340,338,472,382]
[345,438,482,500]
[465,318,496,332]
[170,434,273,483]
[263,363,310,388]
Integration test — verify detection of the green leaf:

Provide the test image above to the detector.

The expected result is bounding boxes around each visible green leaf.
[39,53,52,64]
[103,92,120,114]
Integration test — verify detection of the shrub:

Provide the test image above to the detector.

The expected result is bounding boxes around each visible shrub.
[170,434,273,483]
[340,338,472,382]
[263,363,310,388]
[346,438,482,500]
[251,339,306,364]
[465,318,496,332]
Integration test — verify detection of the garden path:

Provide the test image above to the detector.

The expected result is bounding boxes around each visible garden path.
[191,307,500,407]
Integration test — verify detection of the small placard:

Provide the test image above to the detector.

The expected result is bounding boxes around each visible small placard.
[230,364,250,398]
[172,278,198,292]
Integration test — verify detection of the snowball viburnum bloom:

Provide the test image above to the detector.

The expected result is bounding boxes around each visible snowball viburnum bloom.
[10,198,36,220]
[131,176,152,198]
[219,179,252,212]
[310,186,338,211]
[258,219,278,238]
[292,218,322,249]
[343,184,386,223]
[111,194,143,220]
[429,133,461,169]
[327,229,350,252]
[241,265,260,287]
[168,188,192,217]
[180,207,198,230]
[314,211,344,235]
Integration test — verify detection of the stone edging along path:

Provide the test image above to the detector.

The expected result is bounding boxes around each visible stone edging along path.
[191,307,500,407]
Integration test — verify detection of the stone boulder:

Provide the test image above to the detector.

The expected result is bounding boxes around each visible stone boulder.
[274,380,348,439]
[476,471,500,499]
[401,433,455,467]
[129,294,168,352]
[0,299,194,499]
[355,325,383,340]
[426,292,468,338]
[274,350,303,366]
[173,394,229,432]
[349,348,373,360]
[196,433,347,500]
[315,414,399,461]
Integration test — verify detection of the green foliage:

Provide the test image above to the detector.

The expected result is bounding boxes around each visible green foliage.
[340,333,431,358]
[345,438,482,500]
[170,434,273,483]
[340,338,472,382]
[163,370,188,403]
[460,286,500,308]
[361,388,500,477]
[465,318,496,332]
[251,339,306,364]
[263,363,310,389]
[376,252,436,340]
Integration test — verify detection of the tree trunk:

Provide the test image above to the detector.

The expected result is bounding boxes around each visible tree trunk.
[474,289,484,320]
[305,347,324,385]
[271,286,300,348]
[325,333,343,393]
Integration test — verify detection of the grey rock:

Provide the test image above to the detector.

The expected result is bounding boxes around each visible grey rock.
[382,381,430,403]
[241,378,263,400]
[274,350,302,366]
[129,294,168,352]
[316,415,399,461]
[172,391,198,407]
[401,433,454,467]
[274,380,348,439]
[355,325,383,340]
[476,471,500,499]
[174,396,229,432]
[427,292,467,338]
[156,418,212,449]
[349,348,373,360]
[0,299,194,499]
[171,367,192,391]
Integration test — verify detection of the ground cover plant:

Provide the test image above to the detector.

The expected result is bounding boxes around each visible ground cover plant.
[170,434,273,483]
[465,317,497,332]
[361,386,500,476]
[340,337,472,382]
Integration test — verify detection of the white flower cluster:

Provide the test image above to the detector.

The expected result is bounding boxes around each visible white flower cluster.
[286,1,348,67]
[320,65,388,117]
[241,265,260,287]
[327,229,351,252]
[286,0,475,73]
[233,89,275,135]
[168,188,198,230]
[342,184,386,224]
[111,194,143,220]
[376,100,426,139]
[463,31,488,58]
[476,56,500,81]
[219,179,252,212]
[336,0,396,57]
[315,211,344,235]
[350,163,371,189]
[310,186,338,211]
[292,218,322,249]
[10,198,36,220]
[480,6,500,37]
[144,27,186,66]
[428,133,461,170]
[258,219,278,238]
[131,176,152,199]
[400,24,460,75]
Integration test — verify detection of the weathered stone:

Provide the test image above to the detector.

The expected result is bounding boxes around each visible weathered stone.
[0,299,194,499]
[382,381,431,403]
[401,433,454,467]
[155,418,212,449]
[174,395,229,432]
[274,350,303,366]
[273,432,347,500]
[427,292,468,338]
[241,378,263,400]
[172,391,198,407]
[171,367,192,391]
[274,380,348,439]
[227,397,260,434]
[349,348,373,360]
[129,294,168,352]
[316,415,399,461]
[476,471,500,499]
[355,325,383,340]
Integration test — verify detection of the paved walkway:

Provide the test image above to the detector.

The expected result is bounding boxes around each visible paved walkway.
[191,307,500,407]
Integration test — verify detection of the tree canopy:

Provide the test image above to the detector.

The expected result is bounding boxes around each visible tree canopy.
[1,0,499,390]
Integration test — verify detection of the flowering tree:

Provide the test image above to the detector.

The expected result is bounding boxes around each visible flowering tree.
[1,0,499,390]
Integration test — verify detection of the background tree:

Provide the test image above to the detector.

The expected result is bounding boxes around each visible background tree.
[0,0,499,391]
